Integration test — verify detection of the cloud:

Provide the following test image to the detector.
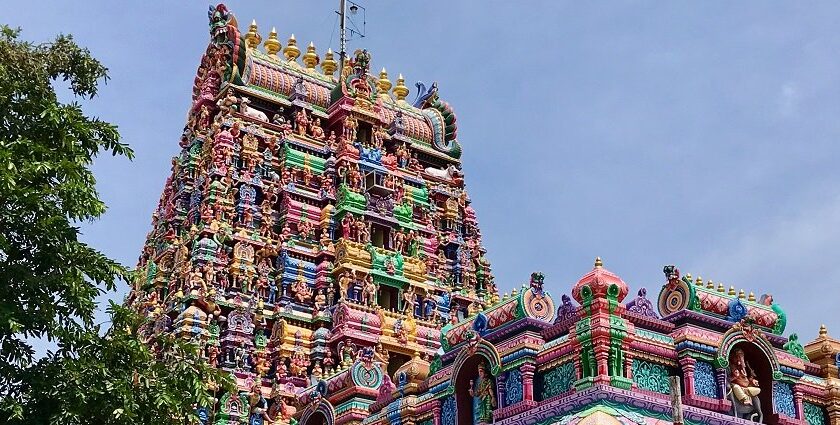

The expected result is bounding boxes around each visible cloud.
[778,81,800,117]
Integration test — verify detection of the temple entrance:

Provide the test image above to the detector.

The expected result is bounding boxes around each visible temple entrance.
[454,355,496,425]
[302,411,327,425]
[728,342,776,424]
[387,351,411,379]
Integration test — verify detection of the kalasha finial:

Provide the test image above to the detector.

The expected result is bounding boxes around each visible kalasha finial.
[284,33,300,62]
[393,74,409,102]
[819,324,828,337]
[378,68,392,98]
[263,27,280,56]
[303,42,319,70]
[321,48,337,77]
[594,257,603,268]
[748,292,755,302]
[245,19,262,49]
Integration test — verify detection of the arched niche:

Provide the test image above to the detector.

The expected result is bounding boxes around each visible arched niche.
[716,319,782,424]
[449,335,501,425]
[716,321,781,379]
[299,397,335,425]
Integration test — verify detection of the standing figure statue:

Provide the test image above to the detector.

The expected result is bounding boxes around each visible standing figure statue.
[469,364,496,423]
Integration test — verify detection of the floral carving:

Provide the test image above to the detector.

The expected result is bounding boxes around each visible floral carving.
[540,362,575,400]
[773,381,795,418]
[505,369,523,406]
[632,359,671,394]
[693,361,718,399]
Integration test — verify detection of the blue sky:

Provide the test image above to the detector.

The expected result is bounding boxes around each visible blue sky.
[7,1,840,341]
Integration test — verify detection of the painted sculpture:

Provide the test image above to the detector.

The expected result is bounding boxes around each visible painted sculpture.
[469,364,496,423]
[127,4,840,425]
[730,347,762,406]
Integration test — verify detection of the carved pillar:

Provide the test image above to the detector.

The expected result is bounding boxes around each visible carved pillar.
[715,367,728,401]
[495,371,507,408]
[594,341,610,377]
[432,404,442,425]
[679,357,697,396]
[520,363,536,402]
[624,349,634,382]
[793,383,804,420]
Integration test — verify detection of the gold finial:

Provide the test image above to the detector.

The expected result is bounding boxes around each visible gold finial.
[378,68,393,99]
[695,276,703,286]
[728,286,736,296]
[263,27,280,56]
[706,279,714,289]
[321,48,337,77]
[393,73,409,102]
[284,33,300,62]
[503,292,509,299]
[717,283,724,292]
[594,257,603,268]
[303,42,319,70]
[245,20,262,49]
[511,287,518,297]
[819,324,828,337]
[748,292,755,302]
[685,273,692,281]
[738,289,745,299]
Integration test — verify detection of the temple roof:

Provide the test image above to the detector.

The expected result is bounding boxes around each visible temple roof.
[571,257,629,304]
[231,21,452,151]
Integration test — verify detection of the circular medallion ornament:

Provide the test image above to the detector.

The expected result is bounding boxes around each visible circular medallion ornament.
[522,288,556,323]
[658,279,691,316]
[351,362,382,389]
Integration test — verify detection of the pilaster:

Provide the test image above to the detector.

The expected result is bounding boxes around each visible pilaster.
[680,357,697,396]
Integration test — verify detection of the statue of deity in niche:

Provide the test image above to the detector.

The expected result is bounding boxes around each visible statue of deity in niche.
[469,363,496,423]
[729,348,761,406]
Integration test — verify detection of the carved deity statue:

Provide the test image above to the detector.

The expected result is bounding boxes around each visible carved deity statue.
[729,348,761,406]
[361,274,377,306]
[469,364,496,423]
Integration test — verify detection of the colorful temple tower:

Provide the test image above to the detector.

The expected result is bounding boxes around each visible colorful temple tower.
[129,3,496,424]
[129,4,840,425]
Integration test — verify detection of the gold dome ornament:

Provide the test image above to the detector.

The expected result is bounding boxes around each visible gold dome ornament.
[245,20,262,49]
[393,73,409,102]
[263,27,281,56]
[284,34,300,62]
[377,68,392,99]
[303,42,319,70]
[594,256,603,268]
[321,48,337,77]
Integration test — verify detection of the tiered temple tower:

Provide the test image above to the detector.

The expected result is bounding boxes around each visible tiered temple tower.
[129,4,497,424]
[130,4,840,425]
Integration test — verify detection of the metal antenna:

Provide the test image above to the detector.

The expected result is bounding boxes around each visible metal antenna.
[337,0,366,76]
[339,0,347,74]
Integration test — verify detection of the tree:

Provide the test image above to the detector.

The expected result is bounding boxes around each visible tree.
[0,25,233,424]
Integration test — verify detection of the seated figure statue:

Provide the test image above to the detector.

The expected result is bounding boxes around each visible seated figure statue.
[730,348,761,405]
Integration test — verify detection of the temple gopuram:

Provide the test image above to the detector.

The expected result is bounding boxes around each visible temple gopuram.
[128,4,840,425]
